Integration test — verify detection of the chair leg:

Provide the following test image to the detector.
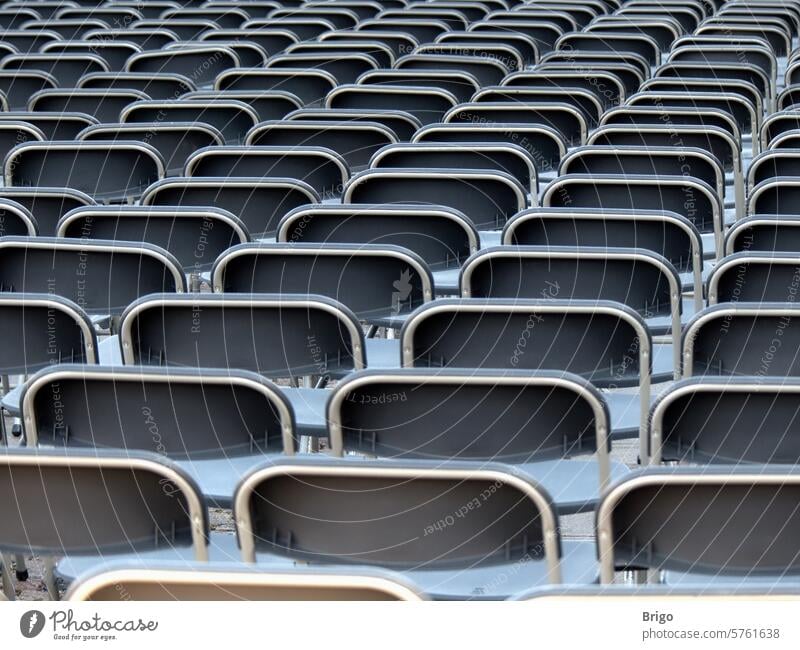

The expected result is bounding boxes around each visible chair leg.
[14,555,27,581]
[43,557,59,601]
[1,554,15,600]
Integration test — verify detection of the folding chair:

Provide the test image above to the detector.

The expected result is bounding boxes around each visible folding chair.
[0,29,60,53]
[132,19,219,41]
[234,457,595,598]
[28,89,149,124]
[83,27,179,50]
[0,448,210,599]
[470,19,563,54]
[639,78,763,123]
[436,29,540,66]
[276,203,476,292]
[241,18,335,41]
[78,71,196,99]
[357,69,480,103]
[706,253,800,306]
[326,84,459,125]
[5,141,164,204]
[395,53,509,87]
[543,174,724,259]
[184,146,349,199]
[0,199,36,237]
[502,70,624,108]
[67,564,427,601]
[748,178,800,216]
[369,142,537,193]
[761,111,800,151]
[216,68,337,106]
[286,108,421,141]
[541,51,650,81]
[473,86,603,127]
[245,120,396,171]
[0,187,94,236]
[400,298,654,442]
[377,7,468,30]
[597,467,800,585]
[118,293,375,436]
[286,41,395,68]
[0,53,109,87]
[41,39,141,71]
[328,368,629,514]
[0,112,96,140]
[267,53,380,85]
[0,121,43,161]
[199,28,298,57]
[21,19,109,40]
[655,62,772,111]
[211,243,433,328]
[682,303,800,378]
[412,123,566,177]
[140,177,319,238]
[556,32,660,66]
[0,70,56,110]
[78,122,224,177]
[21,365,295,507]
[535,61,643,98]
[321,29,418,58]
[169,40,267,68]
[344,168,527,230]
[415,42,524,72]
[502,207,704,300]
[126,46,240,88]
[120,99,258,145]
[160,7,248,28]
[56,205,249,276]
[356,18,450,43]
[725,215,800,255]
[182,90,302,123]
[444,102,587,146]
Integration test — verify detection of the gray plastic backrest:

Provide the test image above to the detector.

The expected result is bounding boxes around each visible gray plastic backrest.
[413,123,565,174]
[23,365,295,456]
[683,304,800,377]
[0,70,56,110]
[0,198,36,236]
[0,237,184,315]
[707,253,800,304]
[628,91,754,135]
[79,123,223,175]
[120,293,365,379]
[29,89,148,123]
[651,378,800,463]
[235,459,557,569]
[326,84,457,125]
[461,246,678,320]
[749,178,800,215]
[57,206,247,272]
[84,29,179,50]
[502,208,700,273]
[5,142,164,202]
[330,369,606,460]
[79,72,196,99]
[400,299,648,387]
[121,100,257,144]
[0,53,108,86]
[0,30,61,52]
[246,121,395,170]
[268,53,378,85]
[762,113,800,148]
[0,294,96,374]
[42,40,141,71]
[557,32,659,64]
[749,152,800,189]
[201,29,298,56]
[0,187,94,236]
[726,215,800,254]
[141,177,318,238]
[656,62,768,98]
[503,71,622,108]
[0,448,207,557]
[212,243,431,320]
[344,168,526,229]
[216,69,337,106]
[475,86,602,126]
[598,468,800,578]
[357,69,479,103]
[185,146,347,198]
[396,54,507,87]
[0,112,97,140]
[0,121,43,160]
[601,107,738,141]
[276,204,476,270]
[127,47,239,87]
[184,90,302,122]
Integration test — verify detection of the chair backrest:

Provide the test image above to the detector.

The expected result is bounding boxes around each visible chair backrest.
[5,141,164,203]
[0,70,56,110]
[79,71,196,99]
[276,204,478,271]
[200,28,299,56]
[0,29,61,53]
[600,106,740,145]
[357,69,480,103]
[706,252,800,305]
[67,564,426,601]
[0,448,208,560]
[0,186,94,236]
[395,53,509,87]
[233,457,562,583]
[216,68,337,106]
[119,293,366,379]
[327,84,459,125]
[329,368,610,472]
[556,31,660,65]
[726,215,800,255]
[321,29,418,58]
[22,365,296,456]
[0,293,97,374]
[267,53,379,85]
[0,111,97,140]
[126,46,240,87]
[183,90,303,122]
[0,198,36,236]
[286,108,421,141]
[132,18,218,40]
[344,168,527,230]
[141,177,318,238]
[211,243,433,322]
[245,120,395,170]
[761,111,800,150]
[683,303,800,377]
[502,70,623,107]
[650,377,800,465]
[416,41,524,72]
[184,145,349,199]
[56,206,248,273]
[28,89,149,123]
[41,39,141,71]
[370,142,537,192]
[287,41,395,69]
[473,86,603,126]
[749,177,800,215]
[0,236,185,316]
[121,100,258,144]
[84,28,180,50]
[597,467,800,582]
[0,53,109,86]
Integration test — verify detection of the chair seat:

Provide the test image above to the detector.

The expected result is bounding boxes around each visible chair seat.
[282,386,329,436]
[605,390,657,441]
[433,267,460,296]
[518,457,630,514]
[365,337,401,368]
[646,298,696,336]
[178,453,283,509]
